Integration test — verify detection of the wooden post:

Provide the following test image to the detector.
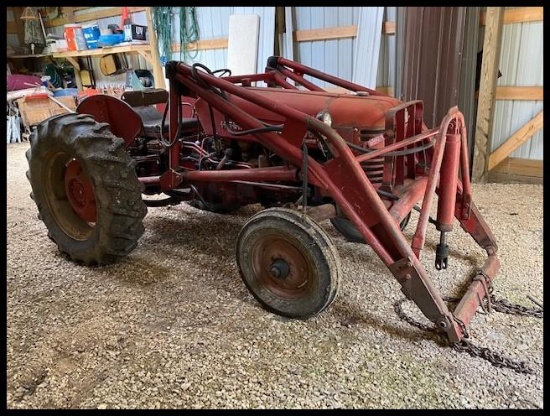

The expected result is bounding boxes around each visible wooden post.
[472,7,504,183]
[63,7,75,23]
[146,7,166,90]
[14,7,27,48]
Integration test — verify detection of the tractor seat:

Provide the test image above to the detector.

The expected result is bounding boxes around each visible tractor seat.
[121,89,199,139]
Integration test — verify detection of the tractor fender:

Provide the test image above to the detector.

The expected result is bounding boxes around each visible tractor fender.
[76,94,143,148]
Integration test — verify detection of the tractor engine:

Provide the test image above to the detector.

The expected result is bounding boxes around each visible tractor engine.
[185,87,404,210]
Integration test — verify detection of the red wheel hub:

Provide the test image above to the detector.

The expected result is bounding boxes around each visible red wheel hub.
[64,159,96,222]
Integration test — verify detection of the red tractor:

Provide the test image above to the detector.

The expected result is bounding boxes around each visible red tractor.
[26,56,499,345]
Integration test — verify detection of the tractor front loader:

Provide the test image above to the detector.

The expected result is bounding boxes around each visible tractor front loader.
[26,56,500,346]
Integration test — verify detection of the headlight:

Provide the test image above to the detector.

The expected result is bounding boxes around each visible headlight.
[316,111,332,127]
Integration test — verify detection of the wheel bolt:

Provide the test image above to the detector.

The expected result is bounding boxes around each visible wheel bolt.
[269,259,290,279]
[270,266,281,278]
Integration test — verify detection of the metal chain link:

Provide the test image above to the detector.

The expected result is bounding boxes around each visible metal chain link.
[393,294,543,375]
[451,339,535,375]
[488,294,543,318]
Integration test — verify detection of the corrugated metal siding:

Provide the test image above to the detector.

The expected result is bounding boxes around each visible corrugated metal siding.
[376,7,396,89]
[491,20,543,159]
[182,7,229,70]
[292,7,395,90]
[168,7,274,74]
[400,7,468,129]
[293,7,360,88]
[352,7,383,88]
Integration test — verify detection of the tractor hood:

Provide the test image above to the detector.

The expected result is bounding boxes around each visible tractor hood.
[195,87,404,143]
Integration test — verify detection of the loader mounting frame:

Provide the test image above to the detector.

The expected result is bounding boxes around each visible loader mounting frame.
[145,57,500,344]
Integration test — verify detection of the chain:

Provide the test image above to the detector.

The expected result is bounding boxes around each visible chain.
[451,339,535,374]
[488,294,543,318]
[393,297,440,334]
[393,294,543,375]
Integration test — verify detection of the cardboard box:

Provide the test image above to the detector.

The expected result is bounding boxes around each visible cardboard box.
[17,95,76,128]
[124,24,147,41]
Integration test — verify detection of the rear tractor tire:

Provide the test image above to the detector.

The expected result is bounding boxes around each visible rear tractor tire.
[26,113,147,265]
[236,208,342,318]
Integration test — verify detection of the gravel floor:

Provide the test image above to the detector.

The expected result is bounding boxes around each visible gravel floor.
[6,141,543,409]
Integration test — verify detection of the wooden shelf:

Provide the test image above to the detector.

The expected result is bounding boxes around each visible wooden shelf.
[51,43,162,90]
[52,43,152,59]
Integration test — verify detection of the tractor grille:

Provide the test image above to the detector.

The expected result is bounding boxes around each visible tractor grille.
[359,129,385,185]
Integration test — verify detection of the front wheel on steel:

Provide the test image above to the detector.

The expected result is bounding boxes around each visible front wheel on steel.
[236,207,342,318]
[26,113,147,265]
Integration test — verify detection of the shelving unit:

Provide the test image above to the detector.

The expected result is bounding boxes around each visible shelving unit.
[7,7,166,90]
[51,43,165,90]
[18,7,166,91]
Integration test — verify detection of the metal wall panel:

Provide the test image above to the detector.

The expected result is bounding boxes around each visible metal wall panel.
[353,7,383,88]
[280,7,294,61]
[399,7,467,129]
[491,20,543,160]
[183,7,229,71]
[377,7,396,90]
[293,7,359,88]
[292,7,394,90]
[232,7,275,74]
[169,7,274,74]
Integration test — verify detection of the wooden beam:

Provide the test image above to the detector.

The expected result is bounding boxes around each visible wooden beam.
[13,7,27,48]
[293,25,357,42]
[45,7,147,27]
[7,21,18,34]
[375,86,394,96]
[74,7,146,24]
[490,157,543,178]
[383,21,396,35]
[145,7,165,90]
[495,86,544,101]
[64,7,75,23]
[480,7,543,25]
[487,111,543,171]
[171,38,229,52]
[43,6,74,27]
[52,44,154,59]
[64,56,80,71]
[472,7,504,183]
[275,6,285,35]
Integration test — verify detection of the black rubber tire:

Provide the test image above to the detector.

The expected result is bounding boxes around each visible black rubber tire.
[26,113,147,265]
[236,207,341,318]
[186,199,241,214]
[142,194,180,207]
[330,211,412,244]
